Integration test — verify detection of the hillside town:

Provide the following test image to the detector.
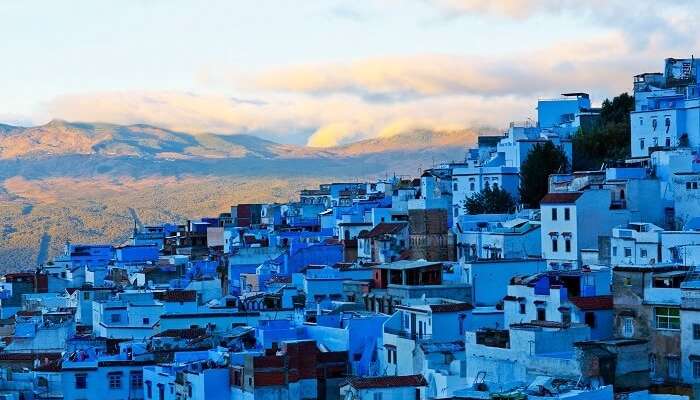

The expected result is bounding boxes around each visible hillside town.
[0,57,699,400]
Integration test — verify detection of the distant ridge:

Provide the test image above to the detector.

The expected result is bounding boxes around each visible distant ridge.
[0,120,490,179]
[0,119,481,160]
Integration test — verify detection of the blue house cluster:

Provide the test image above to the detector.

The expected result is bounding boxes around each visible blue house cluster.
[1,57,700,400]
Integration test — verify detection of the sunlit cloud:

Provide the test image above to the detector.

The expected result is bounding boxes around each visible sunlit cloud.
[23,0,700,149]
[45,91,532,147]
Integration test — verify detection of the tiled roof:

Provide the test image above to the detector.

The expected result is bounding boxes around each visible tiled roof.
[154,328,207,339]
[358,222,407,239]
[429,303,474,313]
[540,192,583,204]
[154,290,197,302]
[569,295,613,311]
[346,374,427,389]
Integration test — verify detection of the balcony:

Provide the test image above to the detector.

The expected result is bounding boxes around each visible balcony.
[384,327,432,341]
[644,287,681,305]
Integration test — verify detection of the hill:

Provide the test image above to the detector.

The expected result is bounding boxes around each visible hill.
[0,120,486,271]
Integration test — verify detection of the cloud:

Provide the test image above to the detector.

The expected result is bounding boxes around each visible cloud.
[35,1,699,149]
[44,90,531,147]
[43,26,699,148]
[428,0,698,49]
[251,34,646,101]
[307,123,358,147]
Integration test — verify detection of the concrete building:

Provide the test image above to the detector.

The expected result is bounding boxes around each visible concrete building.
[381,298,500,377]
[339,374,427,400]
[613,264,687,384]
[456,218,541,261]
[357,222,409,264]
[631,58,700,158]
[503,268,614,340]
[540,191,630,269]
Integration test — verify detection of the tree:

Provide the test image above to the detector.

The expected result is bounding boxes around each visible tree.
[519,142,569,209]
[464,185,516,214]
[572,92,634,170]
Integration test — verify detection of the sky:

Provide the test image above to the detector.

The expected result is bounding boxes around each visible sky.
[1,0,698,146]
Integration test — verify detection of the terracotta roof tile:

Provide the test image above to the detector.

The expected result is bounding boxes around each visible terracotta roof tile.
[540,192,583,204]
[154,290,197,302]
[346,374,427,389]
[429,303,474,313]
[569,295,613,311]
[358,222,408,239]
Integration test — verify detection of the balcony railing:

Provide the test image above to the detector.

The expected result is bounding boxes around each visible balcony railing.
[384,327,432,341]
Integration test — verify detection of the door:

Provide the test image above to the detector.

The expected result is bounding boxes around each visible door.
[410,313,416,337]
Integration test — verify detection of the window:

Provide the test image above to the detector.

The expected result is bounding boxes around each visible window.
[565,239,571,253]
[650,354,656,376]
[624,247,632,258]
[469,182,475,191]
[640,249,648,258]
[652,118,658,131]
[585,312,596,328]
[665,117,671,132]
[694,324,700,340]
[143,317,150,325]
[639,117,643,126]
[146,381,152,398]
[551,208,558,221]
[624,277,632,286]
[612,247,618,257]
[386,346,397,364]
[640,139,645,150]
[564,207,570,221]
[561,311,571,325]
[537,308,546,321]
[694,361,700,379]
[668,357,680,379]
[232,369,243,387]
[519,303,526,314]
[110,314,121,323]
[83,291,90,300]
[666,137,671,147]
[453,183,458,191]
[623,317,634,338]
[75,373,87,389]
[130,372,143,390]
[552,238,558,252]
[655,307,680,330]
[108,372,122,389]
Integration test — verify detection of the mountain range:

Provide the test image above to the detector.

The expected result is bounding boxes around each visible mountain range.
[0,119,485,271]
[0,120,481,179]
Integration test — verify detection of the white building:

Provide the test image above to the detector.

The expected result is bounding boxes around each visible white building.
[631,58,700,158]
[464,323,591,390]
[540,190,630,269]
[610,223,664,265]
[381,298,501,376]
[451,163,520,218]
[457,218,541,261]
